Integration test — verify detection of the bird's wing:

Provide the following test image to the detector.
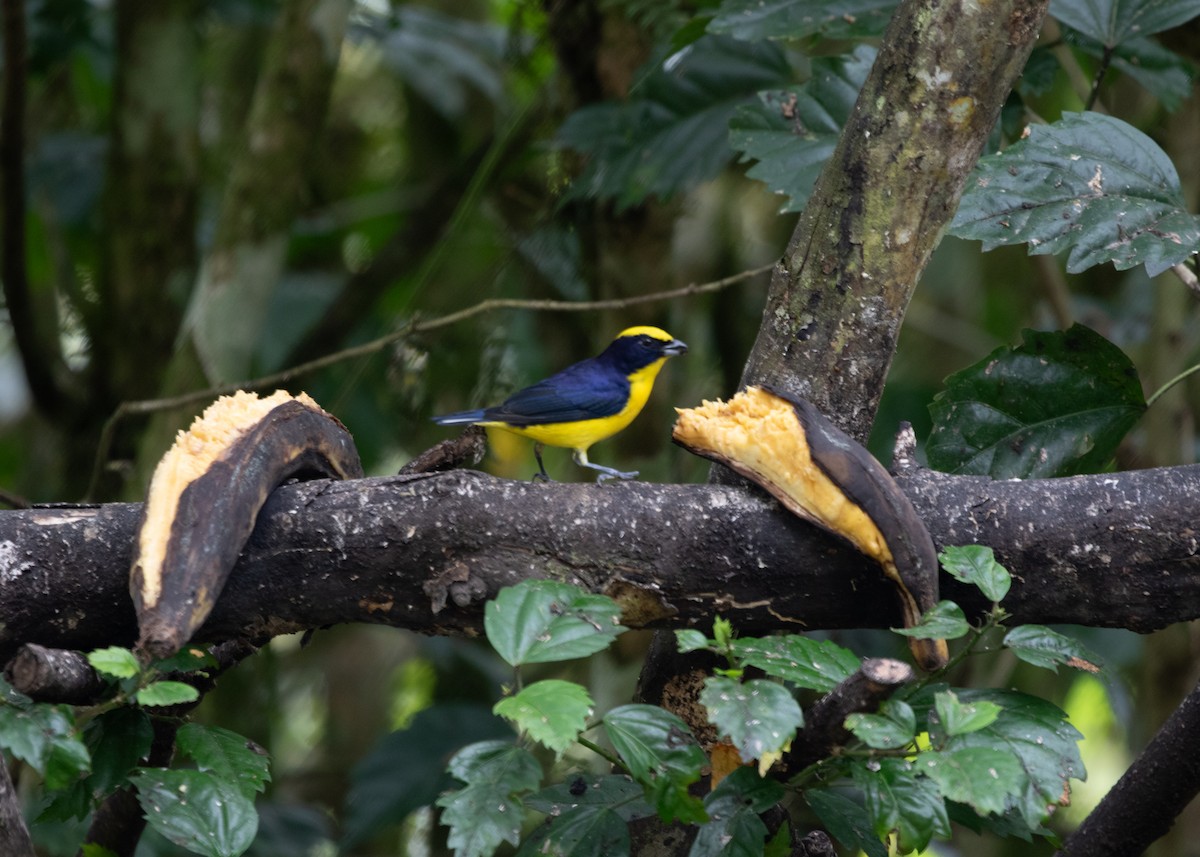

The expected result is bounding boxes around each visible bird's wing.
[484,360,629,426]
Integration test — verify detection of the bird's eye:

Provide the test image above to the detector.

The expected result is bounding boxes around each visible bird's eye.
[639,335,654,346]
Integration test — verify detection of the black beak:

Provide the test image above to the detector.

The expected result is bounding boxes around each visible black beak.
[662,338,688,356]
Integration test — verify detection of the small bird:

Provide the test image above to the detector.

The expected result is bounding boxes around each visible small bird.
[432,326,688,482]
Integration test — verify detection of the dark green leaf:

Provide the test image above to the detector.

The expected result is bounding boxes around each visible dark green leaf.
[845,700,917,750]
[892,600,971,641]
[711,0,897,39]
[342,704,511,849]
[0,703,80,775]
[45,730,92,791]
[136,681,200,707]
[247,803,333,857]
[690,767,784,857]
[1050,0,1200,46]
[132,769,258,857]
[447,740,542,792]
[87,646,141,679]
[675,629,710,653]
[729,47,875,213]
[805,789,888,857]
[927,325,1146,478]
[438,742,542,857]
[950,112,1200,275]
[1064,30,1196,111]
[1003,625,1104,673]
[557,35,792,209]
[700,677,803,763]
[526,774,653,822]
[933,690,1002,737]
[493,680,594,756]
[516,805,630,857]
[484,580,626,667]
[603,705,707,824]
[938,546,1012,603]
[853,758,950,853]
[732,635,860,692]
[154,647,218,675]
[917,747,1027,816]
[82,708,153,799]
[176,724,271,798]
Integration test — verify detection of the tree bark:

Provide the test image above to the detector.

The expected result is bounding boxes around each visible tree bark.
[3,460,1199,662]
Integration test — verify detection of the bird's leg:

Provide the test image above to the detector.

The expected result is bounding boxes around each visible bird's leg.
[573,449,637,483]
[532,443,554,482]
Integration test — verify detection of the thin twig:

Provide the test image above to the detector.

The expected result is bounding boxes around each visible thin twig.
[1147,362,1200,409]
[1171,261,1199,298]
[1084,45,1114,112]
[84,262,776,499]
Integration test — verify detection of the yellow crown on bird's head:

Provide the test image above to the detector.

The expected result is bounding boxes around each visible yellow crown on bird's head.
[615,325,675,342]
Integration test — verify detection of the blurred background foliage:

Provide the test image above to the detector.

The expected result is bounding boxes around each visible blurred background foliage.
[2,0,1198,853]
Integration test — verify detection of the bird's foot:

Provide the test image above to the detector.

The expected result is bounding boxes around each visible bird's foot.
[532,471,555,483]
[595,468,638,484]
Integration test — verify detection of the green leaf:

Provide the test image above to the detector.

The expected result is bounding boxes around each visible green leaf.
[933,690,1002,737]
[83,708,154,798]
[691,767,784,857]
[917,747,1027,816]
[136,681,200,707]
[493,680,594,757]
[729,46,875,213]
[557,35,792,209]
[526,774,653,822]
[710,0,897,39]
[176,724,271,798]
[675,629,710,654]
[603,705,707,824]
[87,646,141,680]
[132,768,258,857]
[515,804,631,857]
[845,700,917,750]
[950,112,1200,275]
[342,704,511,849]
[0,703,85,782]
[154,647,218,675]
[45,730,92,790]
[1065,30,1196,111]
[892,600,971,641]
[81,845,119,857]
[853,758,951,853]
[805,789,888,857]
[920,688,1085,828]
[1003,625,1104,673]
[438,741,542,857]
[938,546,1012,604]
[484,580,626,667]
[928,325,1146,479]
[731,635,860,692]
[1050,0,1200,46]
[700,677,803,763]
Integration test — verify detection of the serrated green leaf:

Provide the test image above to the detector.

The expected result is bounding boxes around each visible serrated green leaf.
[852,758,951,853]
[493,680,594,757]
[917,747,1027,816]
[730,46,875,213]
[136,681,200,707]
[732,635,860,692]
[0,703,77,773]
[710,0,897,39]
[447,741,542,792]
[154,646,218,675]
[928,325,1146,479]
[437,782,527,857]
[950,112,1200,275]
[87,646,141,680]
[526,774,652,822]
[484,580,626,667]
[45,730,91,790]
[938,546,1012,604]
[1050,0,1200,46]
[921,688,1084,828]
[343,704,512,849]
[603,705,707,824]
[132,769,257,857]
[934,690,1002,737]
[675,629,710,653]
[700,677,802,763]
[176,724,271,798]
[82,707,154,799]
[691,767,784,857]
[556,35,791,210]
[892,600,971,641]
[806,789,888,857]
[845,700,917,750]
[515,804,630,857]
[1003,625,1104,673]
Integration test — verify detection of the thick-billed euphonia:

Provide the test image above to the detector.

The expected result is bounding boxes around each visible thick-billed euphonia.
[432,326,688,481]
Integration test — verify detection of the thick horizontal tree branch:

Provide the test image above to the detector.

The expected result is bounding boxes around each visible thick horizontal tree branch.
[2,459,1198,662]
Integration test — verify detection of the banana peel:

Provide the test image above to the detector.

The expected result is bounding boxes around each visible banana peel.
[672,385,948,671]
[131,390,363,659]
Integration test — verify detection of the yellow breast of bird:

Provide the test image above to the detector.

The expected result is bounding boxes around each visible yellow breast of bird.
[498,358,668,451]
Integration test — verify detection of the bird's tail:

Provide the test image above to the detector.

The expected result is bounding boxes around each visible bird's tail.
[431,409,487,426]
